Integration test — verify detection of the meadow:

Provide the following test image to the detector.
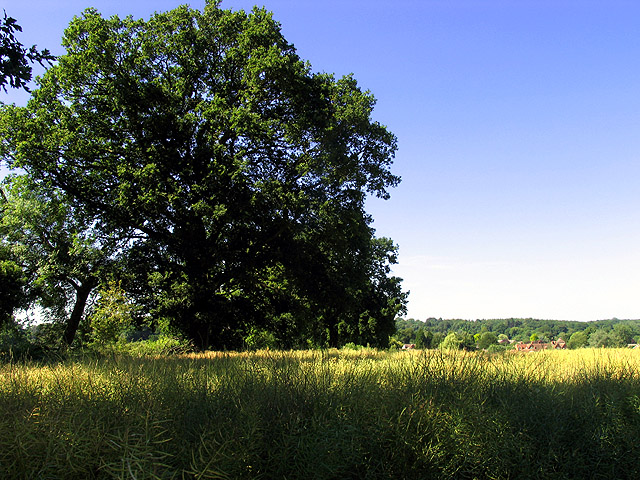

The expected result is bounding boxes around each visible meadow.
[1,348,639,479]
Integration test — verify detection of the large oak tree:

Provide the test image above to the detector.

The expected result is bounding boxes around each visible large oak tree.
[0,2,406,349]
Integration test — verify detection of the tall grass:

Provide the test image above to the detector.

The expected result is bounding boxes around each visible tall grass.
[1,348,639,479]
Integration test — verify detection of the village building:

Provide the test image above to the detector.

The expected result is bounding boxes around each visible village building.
[514,338,566,352]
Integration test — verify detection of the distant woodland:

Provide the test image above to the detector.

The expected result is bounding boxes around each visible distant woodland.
[394,317,640,349]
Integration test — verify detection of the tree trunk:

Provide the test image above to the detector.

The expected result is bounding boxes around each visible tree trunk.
[63,279,97,346]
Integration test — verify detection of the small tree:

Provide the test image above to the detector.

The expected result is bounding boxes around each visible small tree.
[89,282,135,344]
[440,332,460,350]
[567,331,589,349]
[440,332,476,351]
[0,175,125,345]
[477,331,497,350]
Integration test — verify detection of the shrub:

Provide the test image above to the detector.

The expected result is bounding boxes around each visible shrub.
[0,322,52,360]
[244,327,277,350]
[0,322,29,359]
[112,335,193,356]
[486,344,509,354]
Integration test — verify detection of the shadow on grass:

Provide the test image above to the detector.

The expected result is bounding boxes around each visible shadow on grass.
[1,350,639,479]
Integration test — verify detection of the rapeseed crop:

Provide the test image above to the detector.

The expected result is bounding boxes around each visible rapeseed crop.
[1,348,638,479]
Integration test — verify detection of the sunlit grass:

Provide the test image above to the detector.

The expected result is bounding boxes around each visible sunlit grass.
[1,348,639,479]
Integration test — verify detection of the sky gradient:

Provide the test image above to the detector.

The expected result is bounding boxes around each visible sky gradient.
[2,0,639,321]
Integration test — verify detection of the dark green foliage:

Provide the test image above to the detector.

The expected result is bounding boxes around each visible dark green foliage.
[0,253,26,326]
[0,322,29,358]
[0,320,59,360]
[476,331,497,349]
[0,11,55,91]
[612,322,635,347]
[414,328,427,348]
[1,3,405,349]
[589,328,614,348]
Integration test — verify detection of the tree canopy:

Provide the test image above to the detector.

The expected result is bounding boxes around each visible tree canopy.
[0,2,406,349]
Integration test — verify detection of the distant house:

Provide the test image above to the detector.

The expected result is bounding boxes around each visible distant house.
[402,343,416,350]
[515,338,567,352]
[550,338,567,349]
[515,340,546,352]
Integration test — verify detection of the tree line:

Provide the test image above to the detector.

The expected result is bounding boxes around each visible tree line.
[0,3,407,352]
[395,317,640,350]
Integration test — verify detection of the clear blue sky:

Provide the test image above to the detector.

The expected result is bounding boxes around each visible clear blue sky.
[3,0,640,321]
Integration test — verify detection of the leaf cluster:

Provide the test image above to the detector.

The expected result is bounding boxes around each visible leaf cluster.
[0,11,55,92]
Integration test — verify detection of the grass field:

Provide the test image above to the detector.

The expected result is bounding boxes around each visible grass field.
[1,348,639,479]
